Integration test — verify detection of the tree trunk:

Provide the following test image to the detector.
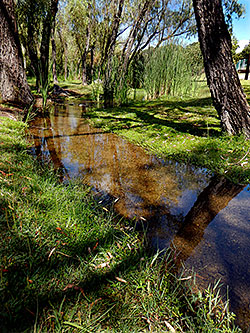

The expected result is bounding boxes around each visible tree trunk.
[57,26,67,81]
[0,0,33,105]
[81,52,88,85]
[90,46,94,82]
[26,3,40,92]
[193,0,250,138]
[103,0,125,107]
[51,22,58,84]
[40,0,59,90]
[64,43,68,81]
[244,53,250,81]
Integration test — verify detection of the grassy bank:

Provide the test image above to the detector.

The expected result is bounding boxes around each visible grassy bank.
[0,117,240,332]
[85,80,250,184]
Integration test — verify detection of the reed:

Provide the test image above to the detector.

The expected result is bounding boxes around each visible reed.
[143,43,200,100]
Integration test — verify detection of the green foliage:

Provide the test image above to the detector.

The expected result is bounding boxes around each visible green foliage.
[143,43,202,100]
[223,0,246,30]
[91,79,103,103]
[238,42,250,60]
[231,36,240,63]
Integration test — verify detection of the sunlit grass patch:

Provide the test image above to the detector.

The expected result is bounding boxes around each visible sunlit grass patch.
[85,83,250,184]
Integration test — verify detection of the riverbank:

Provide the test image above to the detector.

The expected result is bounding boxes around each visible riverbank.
[84,80,250,185]
[0,117,240,331]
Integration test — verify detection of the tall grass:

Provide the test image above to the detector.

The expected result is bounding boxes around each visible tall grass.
[143,43,201,100]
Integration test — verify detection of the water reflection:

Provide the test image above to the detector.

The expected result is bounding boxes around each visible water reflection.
[29,101,250,330]
[172,176,245,262]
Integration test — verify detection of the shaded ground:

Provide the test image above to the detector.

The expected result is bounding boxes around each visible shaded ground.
[0,83,87,122]
[0,105,22,121]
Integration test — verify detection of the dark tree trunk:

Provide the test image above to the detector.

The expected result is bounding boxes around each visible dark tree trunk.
[0,0,33,105]
[245,53,250,81]
[26,4,40,92]
[57,26,67,81]
[103,0,125,107]
[40,0,59,90]
[193,0,250,138]
[81,24,90,86]
[90,46,94,82]
[64,43,68,81]
[51,22,58,84]
[81,53,88,86]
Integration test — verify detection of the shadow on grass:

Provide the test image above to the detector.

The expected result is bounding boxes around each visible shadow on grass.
[0,212,146,331]
[86,97,222,138]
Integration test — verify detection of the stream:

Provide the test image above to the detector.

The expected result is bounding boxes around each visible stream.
[29,100,250,330]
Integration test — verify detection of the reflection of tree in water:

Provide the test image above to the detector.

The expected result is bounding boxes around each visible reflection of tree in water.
[172,176,244,263]
[29,116,68,181]
[170,176,248,329]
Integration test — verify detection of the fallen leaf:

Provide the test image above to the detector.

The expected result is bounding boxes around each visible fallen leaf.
[115,277,127,283]
[48,247,56,259]
[95,262,110,269]
[164,321,176,332]
[178,276,192,281]
[107,252,113,259]
[63,284,75,291]
[57,251,72,258]
[92,241,98,251]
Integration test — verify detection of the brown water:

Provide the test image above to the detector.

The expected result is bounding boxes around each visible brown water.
[29,101,250,330]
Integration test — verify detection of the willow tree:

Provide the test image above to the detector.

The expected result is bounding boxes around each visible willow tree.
[17,0,59,93]
[99,0,195,107]
[193,0,250,138]
[0,0,33,105]
[65,0,96,85]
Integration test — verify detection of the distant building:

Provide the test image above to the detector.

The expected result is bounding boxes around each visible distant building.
[236,59,249,79]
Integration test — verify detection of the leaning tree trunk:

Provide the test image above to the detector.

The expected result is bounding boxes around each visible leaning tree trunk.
[193,0,250,138]
[0,0,33,105]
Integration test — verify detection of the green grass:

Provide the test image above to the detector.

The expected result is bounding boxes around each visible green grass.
[0,117,240,331]
[85,81,250,184]
[27,77,93,101]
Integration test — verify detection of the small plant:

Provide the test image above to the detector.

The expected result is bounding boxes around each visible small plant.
[91,79,102,103]
[38,62,53,109]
